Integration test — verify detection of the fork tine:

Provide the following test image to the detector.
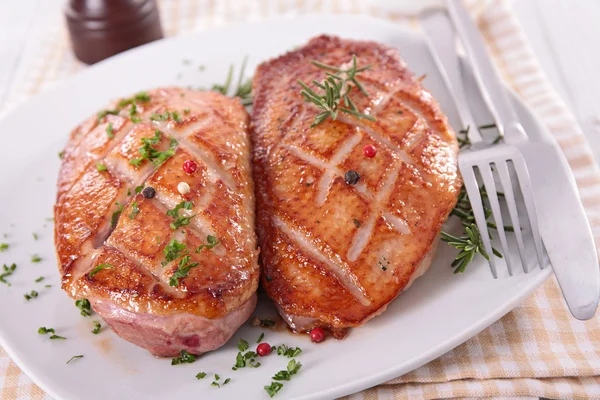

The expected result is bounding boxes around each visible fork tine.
[495,161,529,273]
[479,164,513,276]
[461,164,498,278]
[511,155,545,269]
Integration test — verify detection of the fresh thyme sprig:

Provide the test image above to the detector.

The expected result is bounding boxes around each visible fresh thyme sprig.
[298,55,376,127]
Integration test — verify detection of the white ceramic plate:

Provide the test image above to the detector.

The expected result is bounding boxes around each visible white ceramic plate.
[0,14,552,400]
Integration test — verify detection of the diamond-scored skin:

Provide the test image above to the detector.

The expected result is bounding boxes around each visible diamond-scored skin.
[54,88,259,356]
[252,35,461,334]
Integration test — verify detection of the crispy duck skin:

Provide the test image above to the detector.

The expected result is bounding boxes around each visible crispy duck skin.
[54,88,259,356]
[251,35,461,334]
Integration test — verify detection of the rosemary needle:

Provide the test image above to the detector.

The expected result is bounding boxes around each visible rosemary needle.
[298,55,376,127]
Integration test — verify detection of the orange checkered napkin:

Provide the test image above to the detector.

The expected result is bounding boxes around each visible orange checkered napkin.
[1,1,599,399]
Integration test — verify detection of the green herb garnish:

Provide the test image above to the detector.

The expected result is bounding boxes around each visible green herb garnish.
[260,319,275,327]
[75,298,92,316]
[276,345,302,358]
[96,162,107,172]
[171,350,196,365]
[162,239,188,266]
[0,263,16,286]
[0,243,8,252]
[273,359,302,381]
[256,332,264,343]
[195,235,220,252]
[130,130,178,167]
[106,122,114,138]
[166,201,194,230]
[110,201,124,228]
[97,109,119,122]
[129,201,140,220]
[264,382,284,398]
[238,338,249,352]
[92,321,102,334]
[353,219,361,228]
[196,372,207,379]
[31,255,42,263]
[89,264,113,277]
[38,327,66,340]
[298,55,375,127]
[32,233,38,240]
[232,350,261,370]
[66,355,83,364]
[169,256,199,287]
[24,290,38,301]
[35,276,44,282]
[135,185,144,193]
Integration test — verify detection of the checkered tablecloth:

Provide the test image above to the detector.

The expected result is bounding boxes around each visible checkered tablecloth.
[2,1,600,399]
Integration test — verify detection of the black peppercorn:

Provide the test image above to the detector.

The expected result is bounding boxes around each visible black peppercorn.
[344,170,360,185]
[142,186,156,198]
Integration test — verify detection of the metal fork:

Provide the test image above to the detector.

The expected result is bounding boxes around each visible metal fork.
[420,7,545,278]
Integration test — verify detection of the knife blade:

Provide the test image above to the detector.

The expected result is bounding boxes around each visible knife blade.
[445,0,599,320]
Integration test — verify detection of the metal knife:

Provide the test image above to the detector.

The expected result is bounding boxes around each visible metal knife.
[445,0,599,320]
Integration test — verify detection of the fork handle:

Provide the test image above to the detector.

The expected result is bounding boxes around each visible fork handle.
[445,0,524,143]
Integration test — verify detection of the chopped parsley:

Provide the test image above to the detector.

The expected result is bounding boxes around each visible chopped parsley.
[135,185,144,194]
[66,355,84,364]
[166,201,194,230]
[238,338,249,352]
[1,264,17,286]
[171,350,196,365]
[96,162,107,172]
[264,382,284,398]
[130,130,178,167]
[195,235,220,252]
[127,188,131,196]
[169,255,199,287]
[150,110,181,122]
[24,290,38,301]
[0,243,8,252]
[232,350,261,370]
[32,233,38,240]
[35,276,44,282]
[38,327,66,340]
[183,108,191,114]
[272,359,302,381]
[44,284,51,288]
[89,263,113,277]
[106,122,114,138]
[277,345,302,358]
[97,109,119,122]
[256,332,264,343]
[75,298,92,316]
[31,255,42,263]
[195,372,207,379]
[92,321,102,334]
[129,201,140,220]
[162,239,188,266]
[58,151,64,159]
[110,201,124,228]
[353,219,362,228]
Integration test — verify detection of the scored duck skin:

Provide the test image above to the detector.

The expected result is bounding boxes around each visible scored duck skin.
[251,35,461,335]
[54,88,259,356]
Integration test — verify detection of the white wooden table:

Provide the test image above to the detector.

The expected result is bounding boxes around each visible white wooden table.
[0,0,598,164]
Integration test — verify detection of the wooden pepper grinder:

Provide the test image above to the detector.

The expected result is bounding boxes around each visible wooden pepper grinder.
[65,0,164,65]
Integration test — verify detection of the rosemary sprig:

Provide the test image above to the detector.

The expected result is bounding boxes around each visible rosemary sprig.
[298,55,376,127]
[212,57,253,106]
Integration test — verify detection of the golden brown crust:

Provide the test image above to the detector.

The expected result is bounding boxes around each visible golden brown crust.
[55,88,258,319]
[251,35,461,329]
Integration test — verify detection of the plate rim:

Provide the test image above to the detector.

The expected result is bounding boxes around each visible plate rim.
[0,13,553,400]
